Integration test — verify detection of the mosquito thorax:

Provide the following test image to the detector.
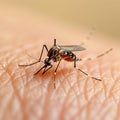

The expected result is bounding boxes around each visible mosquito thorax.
[47,46,61,62]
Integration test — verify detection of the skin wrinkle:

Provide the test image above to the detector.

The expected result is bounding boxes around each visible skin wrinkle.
[2,93,22,120]
[73,91,83,119]
[0,73,10,91]
[110,76,120,104]
[85,90,104,119]
[115,101,120,120]
[24,90,37,119]
[103,75,116,99]
[4,63,27,120]
[84,77,91,101]
[1,50,33,120]
[66,85,102,119]
[82,60,102,101]
[109,62,120,99]
[93,90,106,116]
[35,97,47,118]
[98,88,116,114]
[58,82,76,119]
[78,92,97,119]
[98,59,111,98]
[109,78,119,98]
[56,70,71,96]
[95,97,108,118]
[2,94,13,120]
[67,74,81,104]
[71,79,94,120]
[100,107,111,120]
[82,59,102,100]
[86,96,91,120]
[54,67,74,92]
[54,69,83,118]
[59,75,91,119]
[27,104,37,120]
[76,68,83,98]
[77,63,101,102]
[0,90,12,119]
[58,56,117,119]
[103,98,116,118]
[39,81,55,120]
[93,61,105,100]
[75,70,88,117]
[25,97,42,120]
[94,94,116,119]
[62,70,75,91]
[0,63,15,91]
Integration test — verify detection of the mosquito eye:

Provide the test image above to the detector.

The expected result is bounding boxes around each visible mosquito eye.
[53,50,57,55]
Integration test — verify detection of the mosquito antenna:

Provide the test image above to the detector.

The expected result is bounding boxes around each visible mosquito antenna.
[54,39,56,46]
[78,48,113,61]
[24,51,39,61]
[86,26,96,40]
[81,26,96,45]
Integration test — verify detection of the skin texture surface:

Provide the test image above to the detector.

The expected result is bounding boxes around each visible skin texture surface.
[0,5,120,120]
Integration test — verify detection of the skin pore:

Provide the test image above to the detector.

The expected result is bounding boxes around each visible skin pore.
[0,5,120,120]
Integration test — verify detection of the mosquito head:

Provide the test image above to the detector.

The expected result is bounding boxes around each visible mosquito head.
[44,58,51,66]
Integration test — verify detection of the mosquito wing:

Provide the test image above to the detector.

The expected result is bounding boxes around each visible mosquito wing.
[59,45,86,51]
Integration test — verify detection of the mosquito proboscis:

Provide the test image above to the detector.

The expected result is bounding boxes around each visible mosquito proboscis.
[19,39,112,88]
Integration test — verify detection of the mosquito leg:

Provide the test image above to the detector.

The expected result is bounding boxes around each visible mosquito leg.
[79,48,112,61]
[74,59,77,67]
[38,44,49,62]
[18,44,48,67]
[54,60,61,89]
[54,39,57,46]
[74,60,101,81]
[18,61,40,67]
[77,68,101,81]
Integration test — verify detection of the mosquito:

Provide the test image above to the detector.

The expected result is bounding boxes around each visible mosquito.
[19,39,112,88]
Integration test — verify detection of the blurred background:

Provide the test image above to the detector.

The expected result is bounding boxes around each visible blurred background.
[0,0,120,42]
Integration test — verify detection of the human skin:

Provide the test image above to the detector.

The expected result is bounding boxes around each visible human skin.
[0,6,120,120]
